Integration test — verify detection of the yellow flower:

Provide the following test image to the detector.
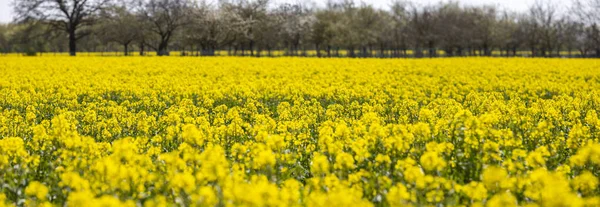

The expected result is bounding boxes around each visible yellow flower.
[526,147,550,168]
[66,191,95,207]
[482,166,508,191]
[460,182,488,201]
[191,187,218,206]
[420,151,446,172]
[1,56,600,206]
[253,149,277,169]
[25,181,49,201]
[143,195,168,207]
[486,191,517,207]
[169,172,196,194]
[0,193,12,207]
[182,124,206,147]
[375,154,391,167]
[311,153,330,175]
[334,152,355,170]
[572,171,598,194]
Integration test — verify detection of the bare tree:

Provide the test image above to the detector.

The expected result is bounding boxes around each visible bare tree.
[254,10,284,56]
[5,0,599,58]
[409,4,438,57]
[13,0,110,56]
[389,0,411,57]
[311,4,340,57]
[573,0,600,24]
[0,24,16,55]
[470,5,498,56]
[182,1,210,55]
[220,0,270,56]
[352,3,386,57]
[275,2,312,56]
[100,2,142,56]
[183,2,242,56]
[573,0,600,56]
[529,0,560,57]
[374,9,394,58]
[436,2,466,57]
[553,17,580,56]
[138,0,192,56]
[327,0,361,57]
[496,11,521,56]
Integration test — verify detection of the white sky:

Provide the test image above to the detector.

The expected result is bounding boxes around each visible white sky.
[0,0,569,23]
[0,0,12,23]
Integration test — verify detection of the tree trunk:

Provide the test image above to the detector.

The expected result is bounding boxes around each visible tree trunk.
[139,43,145,56]
[124,43,129,56]
[316,44,321,58]
[428,41,435,58]
[249,41,254,56]
[414,44,423,58]
[348,47,354,58]
[68,30,77,56]
[158,40,169,56]
[158,48,168,56]
[483,45,491,56]
[540,48,546,57]
[445,49,453,57]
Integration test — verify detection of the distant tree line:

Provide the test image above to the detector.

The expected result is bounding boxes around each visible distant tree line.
[1,0,600,58]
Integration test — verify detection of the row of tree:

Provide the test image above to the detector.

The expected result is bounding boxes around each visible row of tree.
[2,0,600,58]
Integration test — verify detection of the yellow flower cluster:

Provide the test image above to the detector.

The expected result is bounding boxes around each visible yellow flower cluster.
[0,57,599,206]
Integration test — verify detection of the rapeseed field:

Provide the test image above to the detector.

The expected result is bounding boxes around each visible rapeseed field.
[0,57,599,206]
